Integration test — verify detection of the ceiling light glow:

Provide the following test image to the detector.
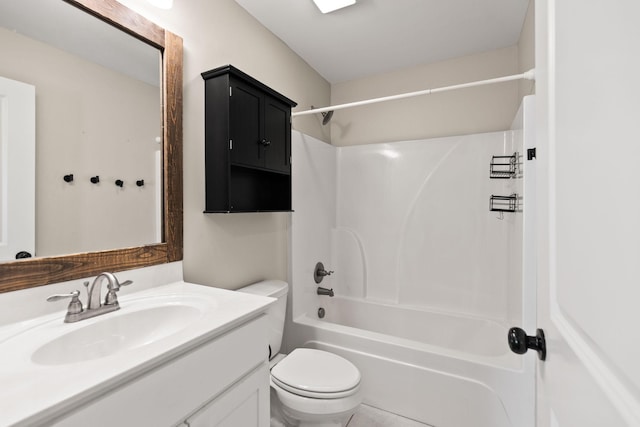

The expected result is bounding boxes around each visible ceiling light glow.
[146,0,173,9]
[312,0,356,14]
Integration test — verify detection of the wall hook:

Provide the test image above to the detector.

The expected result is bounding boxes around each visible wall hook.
[90,176,100,184]
[115,179,124,188]
[136,179,145,187]
[63,174,74,183]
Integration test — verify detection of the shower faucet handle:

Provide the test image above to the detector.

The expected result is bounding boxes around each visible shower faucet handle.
[314,262,334,283]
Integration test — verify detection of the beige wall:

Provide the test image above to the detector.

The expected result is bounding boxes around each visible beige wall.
[329,46,521,146]
[115,0,535,289]
[32,0,534,290]
[328,0,535,147]
[0,27,160,257]
[115,0,331,289]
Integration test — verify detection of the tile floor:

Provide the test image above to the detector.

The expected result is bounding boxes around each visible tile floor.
[346,404,432,427]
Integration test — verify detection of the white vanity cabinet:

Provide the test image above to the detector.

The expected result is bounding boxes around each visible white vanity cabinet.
[51,315,270,427]
[181,365,269,427]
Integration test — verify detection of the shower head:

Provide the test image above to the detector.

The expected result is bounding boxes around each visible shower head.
[321,110,333,125]
[311,106,334,125]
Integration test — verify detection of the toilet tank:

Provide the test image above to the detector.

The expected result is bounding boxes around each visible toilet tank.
[237,280,288,359]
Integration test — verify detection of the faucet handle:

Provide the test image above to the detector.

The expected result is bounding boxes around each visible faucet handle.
[314,262,335,284]
[46,289,80,301]
[46,290,83,315]
[112,279,133,290]
[107,278,133,292]
[105,278,133,306]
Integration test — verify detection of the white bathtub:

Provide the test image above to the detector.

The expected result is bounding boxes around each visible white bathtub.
[322,296,510,359]
[288,296,533,427]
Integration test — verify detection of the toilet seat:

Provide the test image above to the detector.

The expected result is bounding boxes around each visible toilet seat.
[270,348,361,399]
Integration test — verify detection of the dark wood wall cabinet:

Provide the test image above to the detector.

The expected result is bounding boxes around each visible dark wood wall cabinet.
[202,65,297,213]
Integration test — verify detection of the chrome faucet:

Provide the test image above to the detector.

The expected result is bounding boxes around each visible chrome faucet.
[317,287,334,297]
[47,272,133,323]
[87,272,131,309]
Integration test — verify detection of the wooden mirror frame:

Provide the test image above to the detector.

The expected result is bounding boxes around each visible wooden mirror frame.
[0,0,183,293]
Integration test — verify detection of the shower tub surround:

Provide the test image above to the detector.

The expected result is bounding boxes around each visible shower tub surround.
[287,97,536,427]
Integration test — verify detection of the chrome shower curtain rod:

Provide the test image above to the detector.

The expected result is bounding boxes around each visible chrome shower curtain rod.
[291,69,535,117]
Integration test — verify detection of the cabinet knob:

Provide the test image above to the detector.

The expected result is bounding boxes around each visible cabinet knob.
[259,139,271,147]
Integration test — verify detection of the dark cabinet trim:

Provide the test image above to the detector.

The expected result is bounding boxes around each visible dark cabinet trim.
[201,65,297,108]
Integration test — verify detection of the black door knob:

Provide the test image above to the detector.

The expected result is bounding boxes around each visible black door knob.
[508,327,546,361]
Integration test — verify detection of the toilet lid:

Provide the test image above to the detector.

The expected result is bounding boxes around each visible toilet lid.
[271,348,361,396]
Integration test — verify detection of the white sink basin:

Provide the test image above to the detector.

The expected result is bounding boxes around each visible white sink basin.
[32,303,202,365]
[0,281,274,427]
[0,292,212,368]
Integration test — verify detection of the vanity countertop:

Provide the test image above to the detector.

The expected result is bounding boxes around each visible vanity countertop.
[0,281,274,427]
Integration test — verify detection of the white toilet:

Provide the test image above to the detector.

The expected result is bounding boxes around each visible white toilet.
[238,280,362,427]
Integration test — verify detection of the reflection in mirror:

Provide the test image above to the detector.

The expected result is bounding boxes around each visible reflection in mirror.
[0,0,183,293]
[0,0,162,261]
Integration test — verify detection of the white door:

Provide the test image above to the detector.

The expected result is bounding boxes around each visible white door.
[0,76,35,261]
[533,1,640,425]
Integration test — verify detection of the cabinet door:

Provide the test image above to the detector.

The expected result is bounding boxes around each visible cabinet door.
[185,366,269,427]
[229,79,262,169]
[263,97,291,174]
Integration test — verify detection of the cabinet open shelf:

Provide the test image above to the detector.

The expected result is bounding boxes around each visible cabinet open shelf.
[203,165,292,213]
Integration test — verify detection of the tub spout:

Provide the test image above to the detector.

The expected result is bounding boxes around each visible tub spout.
[317,287,334,297]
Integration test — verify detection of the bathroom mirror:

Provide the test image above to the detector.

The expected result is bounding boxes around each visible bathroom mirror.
[0,0,183,293]
[0,0,163,260]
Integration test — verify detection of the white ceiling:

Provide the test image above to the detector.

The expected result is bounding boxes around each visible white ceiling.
[0,0,159,86]
[233,0,530,84]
